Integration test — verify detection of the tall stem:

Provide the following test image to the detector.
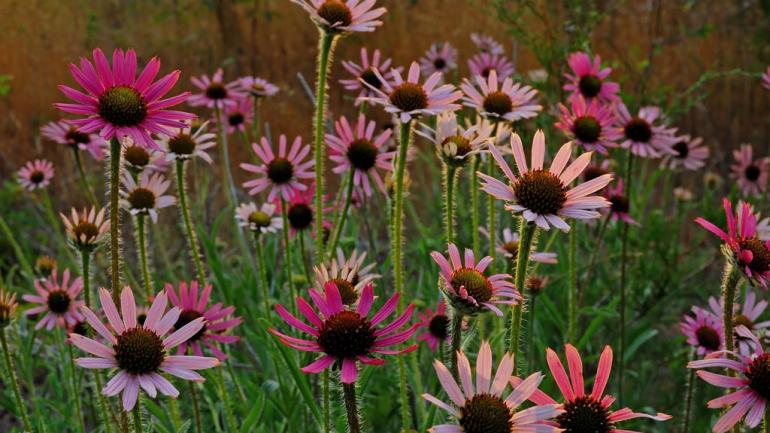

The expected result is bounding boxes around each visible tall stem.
[133,399,144,433]
[681,349,696,433]
[450,310,464,376]
[217,367,237,431]
[328,169,355,256]
[64,333,86,433]
[188,381,202,433]
[298,231,313,285]
[486,156,497,268]
[175,160,206,284]
[0,214,34,279]
[392,121,412,306]
[470,158,481,254]
[527,294,537,371]
[214,102,238,209]
[443,164,457,244]
[322,370,330,433]
[0,329,33,433]
[313,31,337,263]
[135,215,153,299]
[721,263,741,357]
[567,222,577,342]
[254,234,271,316]
[280,198,297,309]
[108,138,123,304]
[81,250,92,308]
[507,221,536,364]
[73,148,97,205]
[342,382,362,433]
[618,153,634,404]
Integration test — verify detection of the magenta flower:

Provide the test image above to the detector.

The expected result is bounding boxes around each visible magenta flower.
[340,48,400,106]
[603,179,638,226]
[431,243,520,316]
[17,159,54,191]
[314,248,380,306]
[468,52,515,83]
[422,341,564,433]
[419,42,458,77]
[563,51,620,104]
[241,134,315,201]
[555,95,621,154]
[23,269,83,330]
[327,114,394,197]
[166,281,242,360]
[291,0,386,33]
[276,183,330,237]
[415,299,449,351]
[188,68,244,109]
[470,33,505,56]
[269,282,417,383]
[663,134,709,171]
[680,306,723,356]
[40,120,105,160]
[520,345,671,432]
[731,143,768,197]
[706,290,770,356]
[617,104,679,158]
[695,198,770,288]
[238,76,279,98]
[55,48,193,149]
[221,96,254,135]
[461,70,541,122]
[361,62,463,123]
[69,287,219,411]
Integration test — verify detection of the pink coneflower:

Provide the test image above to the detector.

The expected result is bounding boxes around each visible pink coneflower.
[478,131,613,231]
[520,344,671,432]
[680,306,724,356]
[120,171,176,223]
[269,282,417,383]
[431,243,520,316]
[361,62,463,123]
[739,201,770,241]
[707,291,770,356]
[604,179,638,226]
[17,159,54,191]
[60,206,110,252]
[555,95,621,155]
[291,0,386,33]
[470,33,505,55]
[417,111,493,166]
[468,53,514,83]
[314,248,380,306]
[123,139,153,174]
[415,299,449,351]
[40,120,105,160]
[696,198,770,288]
[481,227,558,264]
[563,51,620,104]
[617,104,678,158]
[419,42,458,77]
[235,202,283,235]
[55,48,193,149]
[238,76,279,98]
[23,269,84,330]
[688,327,770,432]
[165,281,242,360]
[188,68,243,109]
[461,70,541,122]
[762,66,770,90]
[241,135,315,201]
[69,287,219,411]
[327,114,395,196]
[222,96,254,134]
[276,184,330,237]
[340,48,399,106]
[663,134,709,171]
[731,144,768,197]
[157,121,216,163]
[422,341,564,433]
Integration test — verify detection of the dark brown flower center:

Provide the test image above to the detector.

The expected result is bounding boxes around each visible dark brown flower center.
[459,393,512,433]
[288,203,313,230]
[174,309,206,341]
[747,353,770,401]
[347,138,378,171]
[47,290,71,314]
[578,75,602,98]
[695,326,721,351]
[127,188,156,210]
[450,268,492,304]
[331,278,358,306]
[30,171,45,184]
[228,112,245,126]
[513,169,567,215]
[317,310,375,359]
[205,83,227,100]
[734,314,754,330]
[428,314,449,340]
[501,241,519,259]
[72,321,89,336]
[526,276,546,295]
[73,221,99,242]
[737,236,770,275]
[317,0,352,27]
[442,135,472,157]
[114,327,166,375]
[482,67,494,78]
[124,145,150,167]
[433,58,447,70]
[624,117,652,143]
[360,68,382,89]
[168,134,196,155]
[65,128,91,145]
[36,256,57,275]
[98,86,147,127]
[390,83,428,113]
[267,157,294,184]
[672,141,689,159]
[583,166,609,182]
[557,396,614,433]
[609,194,629,214]
[745,165,761,182]
[483,91,513,117]
[573,116,601,143]
[248,210,272,228]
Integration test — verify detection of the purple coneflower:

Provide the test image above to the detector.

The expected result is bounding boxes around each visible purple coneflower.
[40,120,105,160]
[291,0,386,33]
[707,291,770,356]
[157,121,216,163]
[617,104,678,158]
[238,76,279,98]
[663,134,709,171]
[120,171,176,223]
[563,51,620,104]
[470,33,505,55]
[461,70,541,122]
[604,179,638,226]
[482,227,557,264]
[235,202,282,235]
[188,68,243,109]
[415,299,449,352]
[277,183,329,237]
[222,96,253,135]
[60,206,110,252]
[680,306,724,356]
[731,143,768,197]
[555,95,621,155]
[340,48,398,106]
[418,111,493,166]
[241,135,315,201]
[17,159,54,191]
[314,248,380,306]
[23,269,84,330]
[419,42,458,77]
[468,53,514,82]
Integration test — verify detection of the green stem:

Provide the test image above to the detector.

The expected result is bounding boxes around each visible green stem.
[168,398,182,432]
[443,164,457,244]
[65,336,86,433]
[73,148,97,206]
[450,311,464,376]
[408,349,426,426]
[214,102,238,209]
[618,153,634,404]
[392,121,412,307]
[313,31,337,263]
[133,399,144,433]
[764,407,770,433]
[486,156,497,269]
[217,367,238,431]
[281,197,297,309]
[94,371,115,433]
[0,329,33,433]
[342,382,361,433]
[81,250,92,308]
[0,214,34,279]
[470,158,481,255]
[681,349,696,433]
[527,294,537,372]
[254,234,271,316]
[322,369,330,433]
[721,263,741,356]
[567,222,577,342]
[175,160,206,284]
[299,231,313,286]
[188,381,202,433]
[328,169,355,255]
[397,355,410,430]
[507,221,536,365]
[135,215,153,300]
[108,137,123,305]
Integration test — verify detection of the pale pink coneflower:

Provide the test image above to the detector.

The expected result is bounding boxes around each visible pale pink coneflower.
[69,287,219,411]
[680,306,724,356]
[120,171,176,223]
[327,114,395,197]
[235,202,282,235]
[165,281,242,360]
[461,70,542,122]
[555,95,621,155]
[422,341,564,433]
[241,135,315,202]
[55,48,194,150]
[468,52,515,83]
[417,111,493,166]
[663,134,709,171]
[222,96,254,135]
[563,51,620,104]
[415,299,449,352]
[339,48,400,106]
[731,143,769,197]
[40,120,105,160]
[470,33,505,55]
[188,68,244,109]
[17,159,54,191]
[23,269,84,330]
[269,282,417,383]
[314,248,380,307]
[291,0,386,33]
[360,62,463,123]
[60,206,110,252]
[478,130,613,231]
[617,104,679,158]
[480,226,558,264]
[238,76,279,98]
[604,179,639,226]
[706,291,770,356]
[156,121,216,163]
[419,42,458,77]
[431,243,521,316]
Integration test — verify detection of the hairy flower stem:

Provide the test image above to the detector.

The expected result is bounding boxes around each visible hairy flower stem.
[217,367,237,432]
[81,250,92,307]
[280,197,297,310]
[450,310,464,377]
[135,215,153,299]
[721,263,741,357]
[0,214,34,279]
[470,158,481,254]
[108,138,123,304]
[392,121,412,307]
[94,371,116,433]
[443,164,458,244]
[73,148,97,205]
[618,153,634,404]
[764,408,770,433]
[342,382,362,433]
[507,221,536,368]
[527,294,537,372]
[322,370,330,433]
[0,329,33,433]
[567,223,577,342]
[254,234,271,316]
[133,399,144,433]
[175,160,206,284]
[486,157,497,269]
[61,330,86,433]
[681,349,696,433]
[188,381,202,433]
[299,231,313,285]
[313,31,337,263]
[328,170,355,256]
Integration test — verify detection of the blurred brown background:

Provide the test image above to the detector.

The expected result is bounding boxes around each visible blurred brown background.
[1,0,768,195]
